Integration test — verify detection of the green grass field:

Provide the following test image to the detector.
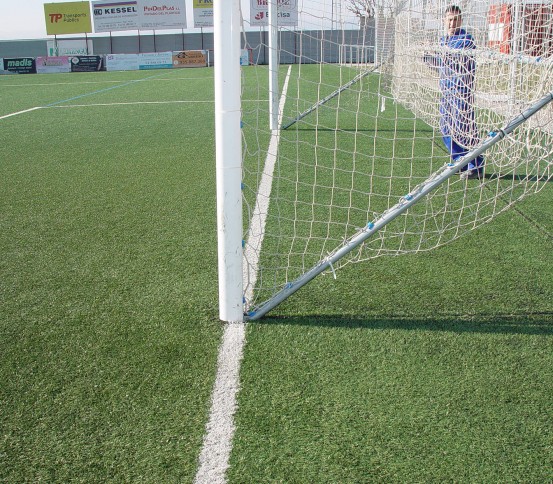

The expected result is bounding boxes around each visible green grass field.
[1,66,552,482]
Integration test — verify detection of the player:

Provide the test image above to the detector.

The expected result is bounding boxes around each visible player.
[427,5,484,179]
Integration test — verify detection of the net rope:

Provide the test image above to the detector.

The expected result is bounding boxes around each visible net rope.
[240,0,553,314]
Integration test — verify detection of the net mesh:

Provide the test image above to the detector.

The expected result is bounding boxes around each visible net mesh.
[240,0,553,314]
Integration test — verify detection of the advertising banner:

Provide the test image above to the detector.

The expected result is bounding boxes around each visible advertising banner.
[93,0,186,32]
[250,0,298,27]
[140,0,187,30]
[105,53,139,71]
[36,56,72,74]
[172,50,207,68]
[44,2,92,35]
[193,0,213,28]
[3,58,37,74]
[70,56,104,72]
[47,39,93,56]
[92,0,140,32]
[138,52,173,69]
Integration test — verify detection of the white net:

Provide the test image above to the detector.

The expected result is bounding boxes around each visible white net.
[239,0,553,318]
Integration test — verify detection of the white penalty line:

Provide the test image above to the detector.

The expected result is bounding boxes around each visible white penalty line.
[194,65,292,484]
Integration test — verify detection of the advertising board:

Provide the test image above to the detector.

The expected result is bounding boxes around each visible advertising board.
[250,0,298,27]
[172,50,207,68]
[71,56,104,72]
[36,56,72,74]
[3,58,37,74]
[193,0,213,28]
[44,2,92,35]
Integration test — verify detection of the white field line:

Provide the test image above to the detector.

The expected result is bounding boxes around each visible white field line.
[1,81,126,87]
[0,101,213,121]
[0,77,210,88]
[0,100,264,124]
[48,101,215,107]
[1,100,264,119]
[45,100,264,108]
[0,106,42,120]
[242,67,292,306]
[194,65,292,484]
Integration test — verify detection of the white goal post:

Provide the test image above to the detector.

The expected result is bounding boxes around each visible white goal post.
[214,0,553,322]
[214,0,243,322]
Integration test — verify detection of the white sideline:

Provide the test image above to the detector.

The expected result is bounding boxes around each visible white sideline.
[194,65,292,484]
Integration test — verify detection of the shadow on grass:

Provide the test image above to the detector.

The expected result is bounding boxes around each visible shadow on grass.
[254,312,553,335]
[486,172,552,183]
[284,127,434,134]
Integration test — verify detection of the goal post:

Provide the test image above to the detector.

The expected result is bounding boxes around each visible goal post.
[214,0,243,322]
[215,0,553,322]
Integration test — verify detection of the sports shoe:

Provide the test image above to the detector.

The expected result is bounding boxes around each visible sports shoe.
[459,169,483,180]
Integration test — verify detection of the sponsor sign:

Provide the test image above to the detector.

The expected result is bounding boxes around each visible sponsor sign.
[106,52,173,71]
[193,0,213,28]
[36,56,72,74]
[250,0,298,27]
[105,53,139,71]
[3,58,37,74]
[92,0,140,32]
[140,0,187,30]
[93,0,186,32]
[70,56,104,72]
[172,50,207,68]
[47,39,93,56]
[44,2,92,35]
[138,52,173,69]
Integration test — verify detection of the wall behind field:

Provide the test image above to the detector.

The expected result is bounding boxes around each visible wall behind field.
[0,23,376,65]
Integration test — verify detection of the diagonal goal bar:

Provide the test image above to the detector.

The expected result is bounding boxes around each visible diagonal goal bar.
[246,90,553,321]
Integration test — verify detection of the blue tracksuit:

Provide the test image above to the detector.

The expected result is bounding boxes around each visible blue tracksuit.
[438,29,484,171]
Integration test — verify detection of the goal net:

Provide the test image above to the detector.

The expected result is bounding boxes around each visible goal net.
[220,0,553,320]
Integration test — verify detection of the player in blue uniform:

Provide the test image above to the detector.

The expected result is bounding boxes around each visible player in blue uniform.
[429,5,484,179]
